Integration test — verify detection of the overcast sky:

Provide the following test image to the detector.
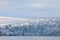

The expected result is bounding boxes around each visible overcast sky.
[0,0,60,18]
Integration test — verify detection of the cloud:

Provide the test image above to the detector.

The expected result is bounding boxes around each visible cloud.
[49,0,60,4]
[0,0,16,11]
[19,0,59,10]
[0,1,9,8]
[0,16,32,26]
[0,0,60,17]
[22,3,47,9]
[20,0,60,10]
[0,16,21,26]
[0,0,11,12]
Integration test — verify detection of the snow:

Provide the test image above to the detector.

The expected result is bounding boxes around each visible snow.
[0,36,60,40]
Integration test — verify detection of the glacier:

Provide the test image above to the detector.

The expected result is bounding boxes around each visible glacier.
[0,17,60,36]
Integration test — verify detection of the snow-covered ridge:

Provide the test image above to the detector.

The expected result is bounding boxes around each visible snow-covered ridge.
[0,16,60,27]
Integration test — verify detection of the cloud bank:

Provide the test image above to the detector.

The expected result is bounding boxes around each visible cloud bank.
[0,16,21,26]
[22,3,47,9]
[0,0,60,17]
